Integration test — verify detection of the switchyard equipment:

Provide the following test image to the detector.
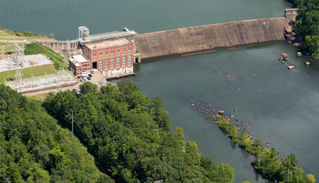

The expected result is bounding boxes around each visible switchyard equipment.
[4,69,77,93]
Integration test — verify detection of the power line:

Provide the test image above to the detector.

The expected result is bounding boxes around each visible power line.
[43,100,150,180]
[0,0,85,15]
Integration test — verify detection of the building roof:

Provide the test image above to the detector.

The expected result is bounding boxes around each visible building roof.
[70,54,90,67]
[84,38,132,50]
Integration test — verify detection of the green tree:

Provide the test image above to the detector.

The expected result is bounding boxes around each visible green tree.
[306,174,316,183]
[80,82,98,94]
[50,146,71,166]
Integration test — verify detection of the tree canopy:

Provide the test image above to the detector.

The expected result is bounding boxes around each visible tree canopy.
[44,81,236,183]
[293,0,319,59]
[0,84,110,182]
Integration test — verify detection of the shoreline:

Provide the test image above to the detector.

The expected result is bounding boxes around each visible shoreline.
[186,98,315,182]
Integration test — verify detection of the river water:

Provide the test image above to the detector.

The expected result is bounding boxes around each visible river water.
[2,0,319,182]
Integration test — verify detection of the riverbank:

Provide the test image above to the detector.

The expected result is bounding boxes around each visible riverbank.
[186,98,315,182]
[0,28,56,41]
[214,116,315,182]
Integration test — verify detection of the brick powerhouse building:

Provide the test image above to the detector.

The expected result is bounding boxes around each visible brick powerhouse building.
[69,37,134,78]
[69,55,90,76]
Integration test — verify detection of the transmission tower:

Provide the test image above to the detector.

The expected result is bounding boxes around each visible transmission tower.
[12,34,25,67]
[7,55,13,69]
[14,66,24,93]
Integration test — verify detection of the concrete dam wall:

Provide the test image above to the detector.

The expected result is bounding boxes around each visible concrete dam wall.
[134,17,291,59]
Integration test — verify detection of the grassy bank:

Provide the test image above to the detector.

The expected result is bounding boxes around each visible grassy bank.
[214,117,316,182]
[25,43,67,70]
[0,43,23,51]
[0,64,56,84]
[0,28,38,37]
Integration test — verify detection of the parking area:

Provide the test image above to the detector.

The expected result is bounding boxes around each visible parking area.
[76,69,103,84]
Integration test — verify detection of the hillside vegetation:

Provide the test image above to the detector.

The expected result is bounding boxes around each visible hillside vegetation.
[44,82,236,183]
[288,0,319,59]
[0,84,109,182]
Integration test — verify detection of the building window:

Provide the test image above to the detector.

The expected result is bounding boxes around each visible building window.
[111,58,114,66]
[105,59,108,66]
[117,49,120,53]
[116,57,120,65]
[123,48,126,52]
[99,59,102,68]
[99,52,102,56]
[111,50,114,54]
[122,56,126,64]
[128,48,132,51]
[93,53,97,56]
[128,55,131,63]
[105,51,108,55]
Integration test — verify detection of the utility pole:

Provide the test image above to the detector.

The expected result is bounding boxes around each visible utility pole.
[72,110,74,137]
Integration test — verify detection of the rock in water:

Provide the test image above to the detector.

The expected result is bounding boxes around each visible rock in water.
[305,62,310,65]
[288,66,294,70]
[219,111,224,115]
[281,53,288,58]
[297,52,302,57]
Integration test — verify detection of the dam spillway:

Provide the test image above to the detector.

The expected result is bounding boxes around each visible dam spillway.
[134,17,291,59]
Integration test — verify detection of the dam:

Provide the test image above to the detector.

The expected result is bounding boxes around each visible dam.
[36,9,298,61]
[134,17,292,59]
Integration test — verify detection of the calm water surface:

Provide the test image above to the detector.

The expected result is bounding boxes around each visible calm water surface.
[3,0,318,183]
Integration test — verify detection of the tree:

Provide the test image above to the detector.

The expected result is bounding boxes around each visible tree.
[50,146,71,166]
[216,164,235,183]
[306,174,316,183]
[79,82,98,95]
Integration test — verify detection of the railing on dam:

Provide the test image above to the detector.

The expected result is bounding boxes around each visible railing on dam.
[32,30,137,44]
[31,39,78,43]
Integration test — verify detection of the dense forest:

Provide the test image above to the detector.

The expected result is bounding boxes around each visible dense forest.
[44,82,236,183]
[0,84,111,182]
[288,0,319,59]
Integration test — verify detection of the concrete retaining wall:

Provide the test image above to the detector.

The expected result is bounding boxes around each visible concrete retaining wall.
[37,41,83,58]
[134,17,291,59]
